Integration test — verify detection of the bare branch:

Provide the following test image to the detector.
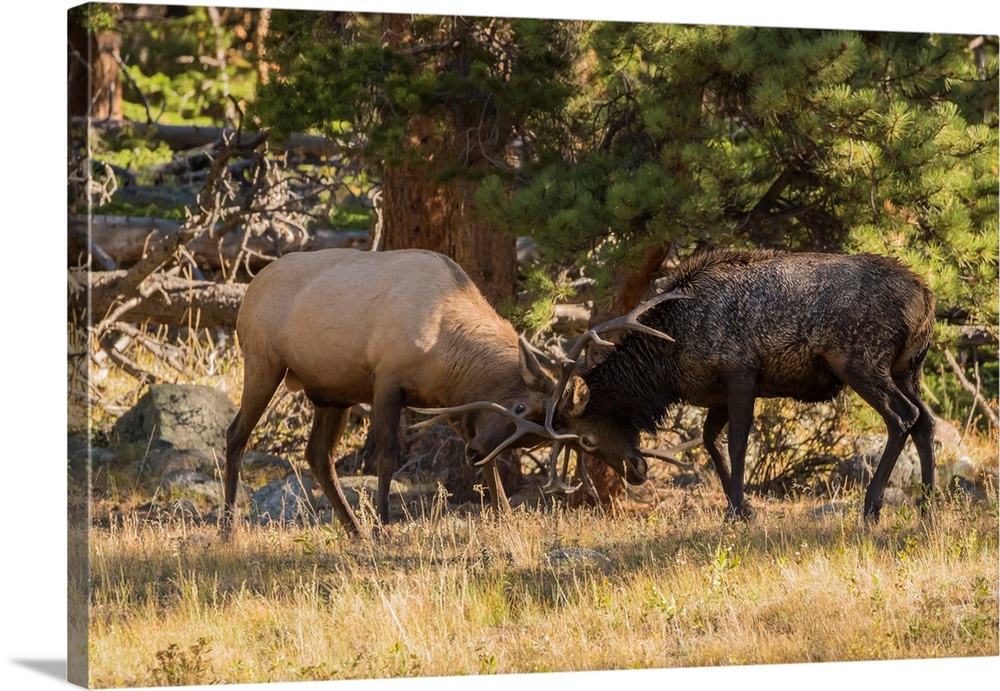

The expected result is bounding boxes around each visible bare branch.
[943,347,999,428]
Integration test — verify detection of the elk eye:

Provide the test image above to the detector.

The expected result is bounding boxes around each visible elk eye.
[513,403,526,415]
[581,436,596,449]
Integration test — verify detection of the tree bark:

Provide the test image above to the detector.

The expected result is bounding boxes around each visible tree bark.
[381,151,516,308]
[68,13,122,120]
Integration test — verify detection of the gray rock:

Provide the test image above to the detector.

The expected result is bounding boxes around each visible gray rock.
[830,433,922,493]
[160,469,221,503]
[243,451,295,483]
[808,501,854,519]
[133,499,203,523]
[250,475,318,526]
[68,434,116,468]
[112,384,237,453]
[135,447,217,481]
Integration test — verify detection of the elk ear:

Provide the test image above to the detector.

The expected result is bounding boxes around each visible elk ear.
[518,336,558,391]
[562,376,590,418]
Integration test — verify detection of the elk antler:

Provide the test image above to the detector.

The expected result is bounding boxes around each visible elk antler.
[541,441,582,494]
[639,437,704,471]
[544,289,689,432]
[409,401,577,468]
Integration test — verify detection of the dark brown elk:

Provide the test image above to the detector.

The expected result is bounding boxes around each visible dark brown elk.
[546,248,937,522]
[221,248,565,539]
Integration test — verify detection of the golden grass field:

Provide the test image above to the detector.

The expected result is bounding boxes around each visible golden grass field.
[69,328,998,687]
[81,483,998,688]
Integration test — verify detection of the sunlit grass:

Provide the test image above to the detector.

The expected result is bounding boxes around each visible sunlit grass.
[71,327,999,687]
[84,486,998,688]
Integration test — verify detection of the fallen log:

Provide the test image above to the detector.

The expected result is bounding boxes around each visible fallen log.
[77,118,343,159]
[68,215,370,269]
[73,270,248,330]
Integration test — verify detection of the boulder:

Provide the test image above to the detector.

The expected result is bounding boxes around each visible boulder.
[135,447,217,482]
[160,469,222,504]
[112,384,237,453]
[250,475,318,526]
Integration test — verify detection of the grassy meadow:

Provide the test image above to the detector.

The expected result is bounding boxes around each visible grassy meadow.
[83,484,998,688]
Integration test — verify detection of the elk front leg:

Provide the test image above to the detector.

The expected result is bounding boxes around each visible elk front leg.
[221,364,284,540]
[702,406,731,497]
[372,381,404,527]
[724,379,757,521]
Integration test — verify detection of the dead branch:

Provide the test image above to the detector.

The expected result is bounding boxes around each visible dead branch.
[943,347,999,428]
[77,271,248,330]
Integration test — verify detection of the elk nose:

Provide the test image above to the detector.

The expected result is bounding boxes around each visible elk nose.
[465,444,484,464]
[624,455,648,484]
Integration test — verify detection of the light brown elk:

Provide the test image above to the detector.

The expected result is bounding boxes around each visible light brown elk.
[220,248,567,539]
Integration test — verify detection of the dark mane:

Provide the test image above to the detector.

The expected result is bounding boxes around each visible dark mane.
[654,247,786,294]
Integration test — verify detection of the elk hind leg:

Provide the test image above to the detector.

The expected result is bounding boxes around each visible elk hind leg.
[849,374,920,522]
[371,381,404,527]
[307,405,365,537]
[222,363,285,539]
[895,369,935,516]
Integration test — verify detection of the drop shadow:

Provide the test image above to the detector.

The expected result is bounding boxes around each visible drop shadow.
[10,658,67,681]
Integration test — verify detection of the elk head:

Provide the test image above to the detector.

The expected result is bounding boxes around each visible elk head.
[460,337,568,462]
[542,290,692,487]
[410,336,577,463]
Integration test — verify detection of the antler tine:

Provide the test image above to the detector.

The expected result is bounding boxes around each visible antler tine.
[639,437,703,471]
[407,401,508,429]
[576,452,602,502]
[409,401,577,469]
[541,442,581,494]
[590,289,689,343]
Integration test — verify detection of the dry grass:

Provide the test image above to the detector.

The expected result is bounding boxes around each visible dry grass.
[71,326,999,687]
[82,486,998,688]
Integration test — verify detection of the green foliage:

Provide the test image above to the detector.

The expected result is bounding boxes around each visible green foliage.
[97,134,175,174]
[118,7,259,125]
[493,26,998,324]
[253,14,579,175]
[69,3,117,33]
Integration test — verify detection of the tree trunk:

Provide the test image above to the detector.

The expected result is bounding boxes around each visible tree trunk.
[68,18,122,120]
[378,15,516,309]
[381,148,516,308]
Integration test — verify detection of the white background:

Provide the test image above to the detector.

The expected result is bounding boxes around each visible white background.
[3,1,997,689]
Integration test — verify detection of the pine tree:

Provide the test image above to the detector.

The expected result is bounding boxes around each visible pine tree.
[483,25,998,339]
[252,11,580,306]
